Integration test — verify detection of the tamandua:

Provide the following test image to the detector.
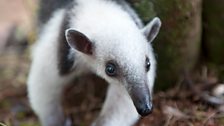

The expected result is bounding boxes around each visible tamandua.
[27,0,161,126]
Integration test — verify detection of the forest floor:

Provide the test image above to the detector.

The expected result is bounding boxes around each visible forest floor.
[0,49,224,126]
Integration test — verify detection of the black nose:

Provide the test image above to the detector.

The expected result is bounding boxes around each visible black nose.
[127,82,153,116]
[136,102,153,116]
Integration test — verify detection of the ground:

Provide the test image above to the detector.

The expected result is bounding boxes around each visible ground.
[0,50,224,126]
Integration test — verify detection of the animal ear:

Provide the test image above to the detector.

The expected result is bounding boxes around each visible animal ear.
[142,17,161,42]
[65,29,93,55]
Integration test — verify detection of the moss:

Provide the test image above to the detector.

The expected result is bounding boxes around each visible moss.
[202,0,224,82]
[130,0,156,23]
[20,122,40,126]
[151,0,202,90]
[130,0,202,90]
[203,0,224,65]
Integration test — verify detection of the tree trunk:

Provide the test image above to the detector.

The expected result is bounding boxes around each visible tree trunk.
[202,0,224,80]
[130,0,202,90]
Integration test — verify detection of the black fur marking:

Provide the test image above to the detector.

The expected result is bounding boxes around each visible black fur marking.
[57,11,75,76]
[38,0,73,27]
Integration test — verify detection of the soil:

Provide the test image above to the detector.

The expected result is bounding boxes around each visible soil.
[0,51,224,126]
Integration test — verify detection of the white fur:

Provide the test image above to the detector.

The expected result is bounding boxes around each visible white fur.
[92,84,139,126]
[69,0,158,90]
[142,17,161,43]
[27,0,161,126]
[28,9,91,126]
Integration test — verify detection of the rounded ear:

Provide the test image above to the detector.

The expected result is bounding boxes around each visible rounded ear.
[142,17,162,43]
[65,28,93,55]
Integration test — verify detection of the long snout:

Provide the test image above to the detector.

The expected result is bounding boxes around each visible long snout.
[128,84,153,116]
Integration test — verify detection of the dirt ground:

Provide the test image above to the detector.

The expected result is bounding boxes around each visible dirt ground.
[0,50,224,126]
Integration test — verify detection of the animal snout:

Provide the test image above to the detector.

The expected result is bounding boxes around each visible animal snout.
[136,101,153,116]
[128,83,153,117]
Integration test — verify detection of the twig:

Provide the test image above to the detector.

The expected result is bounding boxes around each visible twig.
[202,112,217,125]
[201,92,224,105]
[163,106,190,119]
[164,115,173,126]
[183,70,224,106]
[0,123,7,126]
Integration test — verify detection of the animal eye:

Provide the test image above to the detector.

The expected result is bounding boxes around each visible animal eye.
[146,57,150,72]
[105,63,116,76]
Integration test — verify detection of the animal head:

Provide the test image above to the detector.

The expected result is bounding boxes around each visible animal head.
[65,17,161,116]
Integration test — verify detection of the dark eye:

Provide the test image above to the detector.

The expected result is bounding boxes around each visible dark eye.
[146,57,150,72]
[105,63,116,76]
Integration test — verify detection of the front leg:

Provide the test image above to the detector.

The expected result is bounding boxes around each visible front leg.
[28,70,68,126]
[27,56,74,126]
[92,84,139,126]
